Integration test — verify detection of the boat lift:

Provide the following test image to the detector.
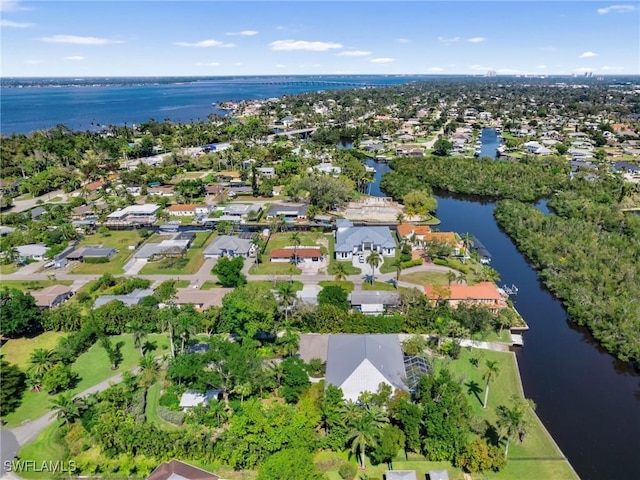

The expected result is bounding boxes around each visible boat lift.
[501,284,519,296]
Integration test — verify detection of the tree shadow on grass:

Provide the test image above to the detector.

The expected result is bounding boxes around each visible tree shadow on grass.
[466,380,483,406]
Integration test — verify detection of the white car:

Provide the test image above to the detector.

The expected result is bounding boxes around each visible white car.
[358,254,365,263]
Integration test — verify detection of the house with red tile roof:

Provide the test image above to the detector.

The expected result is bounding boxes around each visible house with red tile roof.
[424,282,507,311]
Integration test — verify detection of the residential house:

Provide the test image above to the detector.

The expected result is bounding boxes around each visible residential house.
[205,184,225,197]
[265,203,309,221]
[167,204,210,217]
[16,243,48,262]
[105,204,159,226]
[93,288,155,308]
[29,206,46,221]
[85,180,105,192]
[428,470,450,480]
[147,460,220,480]
[203,235,255,258]
[395,144,424,156]
[325,334,408,402]
[0,180,20,195]
[523,141,552,155]
[396,224,432,243]
[31,285,74,309]
[215,203,262,223]
[423,282,507,311]
[216,171,241,183]
[420,232,463,255]
[134,239,191,260]
[227,185,253,197]
[312,162,342,175]
[269,247,323,263]
[148,185,175,197]
[67,246,117,262]
[179,389,221,410]
[172,288,233,311]
[334,222,396,260]
[0,226,16,236]
[349,291,400,315]
[71,205,95,220]
[257,167,276,178]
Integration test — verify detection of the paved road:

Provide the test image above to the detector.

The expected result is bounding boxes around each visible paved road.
[7,190,70,214]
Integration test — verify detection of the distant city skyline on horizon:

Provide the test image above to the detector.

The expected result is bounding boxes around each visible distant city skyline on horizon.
[1,0,639,77]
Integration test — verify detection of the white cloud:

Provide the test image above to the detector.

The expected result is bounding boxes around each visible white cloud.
[234,62,243,66]
[337,50,372,57]
[438,36,460,44]
[467,37,486,43]
[0,1,29,12]
[226,30,258,36]
[196,62,220,67]
[269,39,342,51]
[427,67,444,72]
[174,39,235,48]
[597,5,636,14]
[579,51,598,58]
[536,65,547,69]
[370,57,394,63]
[396,38,410,44]
[0,19,33,27]
[39,34,123,45]
[63,56,85,61]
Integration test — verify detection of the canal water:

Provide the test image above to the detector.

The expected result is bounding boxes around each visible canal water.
[365,150,640,479]
[479,127,502,159]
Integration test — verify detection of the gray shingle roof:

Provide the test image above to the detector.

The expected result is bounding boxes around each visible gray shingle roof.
[349,291,400,306]
[94,288,154,308]
[386,471,418,480]
[325,334,407,401]
[204,235,253,256]
[335,226,396,252]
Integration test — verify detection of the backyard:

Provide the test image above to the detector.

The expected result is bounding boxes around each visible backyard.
[140,231,214,275]
[72,230,146,275]
[249,231,328,275]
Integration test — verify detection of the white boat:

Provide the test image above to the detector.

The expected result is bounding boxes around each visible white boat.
[364,165,376,173]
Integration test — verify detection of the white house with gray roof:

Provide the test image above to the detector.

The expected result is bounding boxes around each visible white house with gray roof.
[16,244,48,262]
[349,291,400,315]
[203,235,255,258]
[325,334,408,402]
[334,222,396,260]
[94,288,154,308]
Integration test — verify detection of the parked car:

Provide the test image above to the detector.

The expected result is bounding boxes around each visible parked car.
[358,254,365,263]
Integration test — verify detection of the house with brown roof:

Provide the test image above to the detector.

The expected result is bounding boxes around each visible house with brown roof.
[85,180,105,192]
[396,223,432,241]
[395,144,424,156]
[269,247,323,263]
[31,285,74,309]
[147,459,219,480]
[424,282,507,311]
[172,288,233,311]
[148,185,175,197]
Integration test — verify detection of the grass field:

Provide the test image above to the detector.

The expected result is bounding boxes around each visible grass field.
[362,281,398,291]
[318,280,354,293]
[248,280,304,292]
[200,281,221,290]
[145,380,181,431]
[0,280,73,291]
[16,421,67,479]
[72,230,145,275]
[0,331,68,368]
[401,271,450,286]
[2,333,170,428]
[0,263,18,274]
[140,232,213,275]
[249,231,328,275]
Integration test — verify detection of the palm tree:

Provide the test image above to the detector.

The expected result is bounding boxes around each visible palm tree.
[290,231,302,266]
[396,212,406,225]
[456,271,467,285]
[277,329,299,357]
[345,404,389,470]
[277,282,297,324]
[446,270,457,286]
[479,266,501,283]
[482,360,500,408]
[461,232,474,263]
[366,250,382,285]
[390,257,403,283]
[50,393,83,425]
[138,354,160,387]
[176,312,197,354]
[127,320,147,357]
[333,261,348,283]
[159,308,178,358]
[496,397,533,458]
[29,348,57,379]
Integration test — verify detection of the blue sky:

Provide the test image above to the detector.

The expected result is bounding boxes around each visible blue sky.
[1,0,638,76]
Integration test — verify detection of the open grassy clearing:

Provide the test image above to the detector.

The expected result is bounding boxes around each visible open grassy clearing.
[0,331,68,368]
[3,333,170,428]
[401,271,450,286]
[140,231,213,275]
[362,281,398,291]
[71,230,149,275]
[0,263,18,274]
[318,280,354,293]
[249,280,304,292]
[0,280,73,291]
[145,379,182,431]
[16,421,67,479]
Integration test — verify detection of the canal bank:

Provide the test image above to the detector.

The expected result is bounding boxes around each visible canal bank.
[367,150,640,480]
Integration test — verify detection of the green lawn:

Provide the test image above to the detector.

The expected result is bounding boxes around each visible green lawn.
[249,280,304,291]
[249,262,301,275]
[16,421,67,480]
[401,271,450,286]
[2,333,170,428]
[362,281,398,291]
[0,280,73,291]
[326,235,362,275]
[200,281,221,290]
[318,281,354,293]
[0,331,68,368]
[140,232,213,275]
[174,280,191,288]
[145,380,182,431]
[72,230,147,275]
[250,231,326,274]
[0,263,18,274]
